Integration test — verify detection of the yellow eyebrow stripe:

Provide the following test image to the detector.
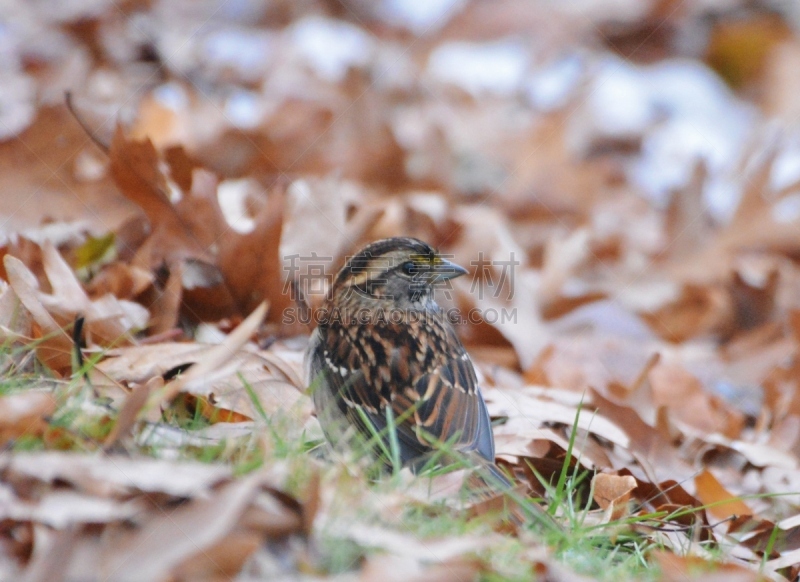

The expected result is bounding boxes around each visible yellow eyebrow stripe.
[409,253,441,266]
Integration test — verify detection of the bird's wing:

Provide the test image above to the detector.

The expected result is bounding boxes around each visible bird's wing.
[392,347,494,462]
[310,321,495,468]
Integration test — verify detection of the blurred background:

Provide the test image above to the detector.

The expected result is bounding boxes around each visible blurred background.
[4,0,800,221]
[4,0,800,384]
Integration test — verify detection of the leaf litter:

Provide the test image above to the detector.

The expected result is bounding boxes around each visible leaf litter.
[2,0,800,580]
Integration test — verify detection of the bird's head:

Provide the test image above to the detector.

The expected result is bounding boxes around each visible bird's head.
[331,237,468,311]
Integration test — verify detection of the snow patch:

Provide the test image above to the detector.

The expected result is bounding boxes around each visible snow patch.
[289,17,373,83]
[427,40,528,97]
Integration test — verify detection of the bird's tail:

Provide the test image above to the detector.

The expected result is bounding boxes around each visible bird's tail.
[465,460,514,498]
[486,461,514,489]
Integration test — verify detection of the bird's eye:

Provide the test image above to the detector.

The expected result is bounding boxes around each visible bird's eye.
[400,261,417,276]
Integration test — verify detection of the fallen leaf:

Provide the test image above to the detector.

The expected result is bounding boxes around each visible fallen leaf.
[651,550,761,582]
[171,531,263,581]
[165,392,253,424]
[538,227,591,311]
[85,262,153,300]
[0,488,140,528]
[2,452,231,498]
[217,185,290,322]
[694,469,752,521]
[6,242,149,356]
[149,301,268,407]
[143,261,183,337]
[20,525,78,582]
[108,126,213,267]
[103,376,161,450]
[706,14,790,90]
[279,177,349,303]
[592,473,637,521]
[0,391,56,446]
[3,255,73,374]
[641,284,734,343]
[0,279,31,339]
[73,232,115,270]
[102,471,271,582]
[648,362,744,439]
[331,523,493,562]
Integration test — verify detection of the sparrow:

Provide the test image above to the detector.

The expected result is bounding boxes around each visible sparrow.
[305,237,509,486]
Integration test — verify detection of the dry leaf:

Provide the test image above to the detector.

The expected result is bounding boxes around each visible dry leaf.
[651,550,761,582]
[0,391,56,446]
[108,126,213,268]
[102,472,267,582]
[103,376,162,449]
[150,301,268,407]
[3,453,231,498]
[592,473,637,521]
[3,254,74,374]
[694,469,752,521]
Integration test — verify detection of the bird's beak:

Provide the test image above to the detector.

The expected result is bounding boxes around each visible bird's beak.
[432,258,468,281]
